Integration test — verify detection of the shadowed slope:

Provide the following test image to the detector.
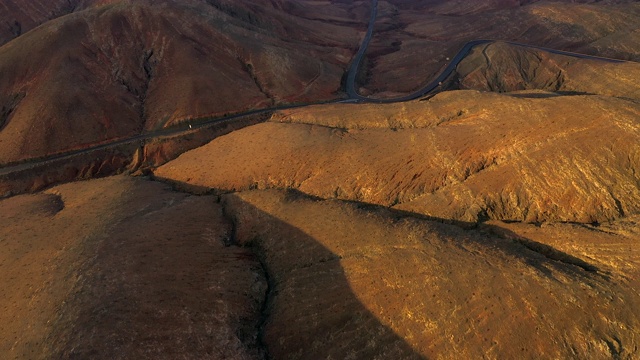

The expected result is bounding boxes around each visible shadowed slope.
[358,0,640,97]
[0,176,268,359]
[222,189,640,359]
[0,0,365,165]
[2,175,639,358]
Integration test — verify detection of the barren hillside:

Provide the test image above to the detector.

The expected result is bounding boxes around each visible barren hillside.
[0,0,366,165]
[156,90,640,223]
[0,176,266,359]
[358,0,640,97]
[2,176,638,358]
[1,1,640,359]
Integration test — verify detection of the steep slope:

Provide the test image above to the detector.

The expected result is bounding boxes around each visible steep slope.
[0,176,267,359]
[155,89,640,223]
[358,0,640,97]
[224,189,640,359]
[453,41,640,97]
[3,176,639,358]
[0,0,366,165]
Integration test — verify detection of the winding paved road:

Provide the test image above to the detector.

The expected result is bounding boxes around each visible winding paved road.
[344,0,625,104]
[0,100,336,176]
[345,0,379,100]
[0,0,633,177]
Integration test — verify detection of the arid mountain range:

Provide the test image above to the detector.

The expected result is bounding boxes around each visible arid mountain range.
[1,0,640,359]
[0,0,370,165]
[363,0,640,96]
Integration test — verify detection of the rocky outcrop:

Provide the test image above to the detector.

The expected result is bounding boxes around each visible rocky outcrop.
[222,189,640,359]
[156,90,640,224]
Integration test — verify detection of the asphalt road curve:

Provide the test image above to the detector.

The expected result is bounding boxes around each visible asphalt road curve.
[0,0,632,176]
[344,0,626,104]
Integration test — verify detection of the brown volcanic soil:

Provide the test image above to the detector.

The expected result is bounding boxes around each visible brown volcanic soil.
[155,89,640,223]
[222,189,640,359]
[359,0,640,97]
[454,41,640,97]
[0,0,367,165]
[4,176,639,358]
[3,2,640,358]
[0,0,79,45]
[0,176,266,359]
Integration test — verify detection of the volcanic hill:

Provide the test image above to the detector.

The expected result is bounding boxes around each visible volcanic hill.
[359,0,640,97]
[1,0,640,359]
[0,0,367,166]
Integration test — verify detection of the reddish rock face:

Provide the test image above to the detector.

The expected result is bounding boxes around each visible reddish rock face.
[0,0,366,165]
[2,1,640,359]
[358,0,640,97]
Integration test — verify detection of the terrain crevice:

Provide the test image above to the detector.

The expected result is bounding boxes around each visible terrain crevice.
[217,188,640,358]
[252,253,273,360]
[221,190,426,359]
[220,195,271,360]
[512,237,601,274]
[239,58,276,106]
[3,0,640,358]
[139,49,155,125]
